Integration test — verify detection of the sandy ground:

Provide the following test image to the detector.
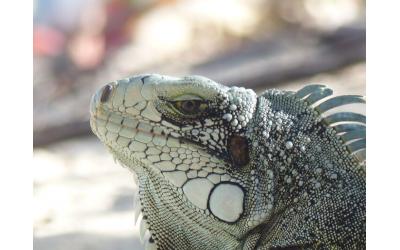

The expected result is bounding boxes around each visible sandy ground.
[33,138,143,250]
[33,63,365,250]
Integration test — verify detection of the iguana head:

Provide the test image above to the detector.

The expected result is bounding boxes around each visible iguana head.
[90,74,268,249]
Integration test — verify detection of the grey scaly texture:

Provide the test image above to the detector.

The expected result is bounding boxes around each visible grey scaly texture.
[90,74,365,250]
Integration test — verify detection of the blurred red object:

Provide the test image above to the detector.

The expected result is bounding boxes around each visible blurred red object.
[33,25,66,57]
[68,33,105,70]
[104,0,137,50]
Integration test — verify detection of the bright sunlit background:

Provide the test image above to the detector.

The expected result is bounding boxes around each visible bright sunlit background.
[33,0,365,249]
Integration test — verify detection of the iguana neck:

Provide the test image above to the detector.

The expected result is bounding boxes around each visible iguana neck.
[245,91,365,248]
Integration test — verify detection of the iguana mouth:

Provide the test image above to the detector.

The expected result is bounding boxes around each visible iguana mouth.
[91,113,166,144]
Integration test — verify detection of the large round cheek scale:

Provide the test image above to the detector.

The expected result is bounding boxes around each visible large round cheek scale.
[209,183,244,223]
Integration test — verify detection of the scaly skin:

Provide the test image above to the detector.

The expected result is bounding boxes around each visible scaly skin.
[90,74,366,250]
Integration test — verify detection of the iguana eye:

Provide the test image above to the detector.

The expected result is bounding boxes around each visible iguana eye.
[173,100,208,116]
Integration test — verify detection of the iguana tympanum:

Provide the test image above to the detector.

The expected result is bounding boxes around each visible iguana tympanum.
[90,74,365,250]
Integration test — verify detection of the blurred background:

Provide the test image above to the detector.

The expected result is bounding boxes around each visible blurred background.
[33,0,365,249]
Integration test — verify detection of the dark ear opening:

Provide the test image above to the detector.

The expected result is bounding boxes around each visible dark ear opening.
[228,134,250,168]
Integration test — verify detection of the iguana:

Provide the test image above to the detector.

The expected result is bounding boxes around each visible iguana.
[89,74,365,250]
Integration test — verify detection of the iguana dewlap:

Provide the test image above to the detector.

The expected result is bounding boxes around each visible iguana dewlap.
[90,74,365,250]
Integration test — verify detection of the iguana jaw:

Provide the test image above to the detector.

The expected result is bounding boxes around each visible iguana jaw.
[89,75,255,248]
[90,108,243,249]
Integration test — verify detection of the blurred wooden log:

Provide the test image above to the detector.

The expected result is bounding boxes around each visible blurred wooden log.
[191,25,365,89]
[34,120,91,147]
[34,24,365,147]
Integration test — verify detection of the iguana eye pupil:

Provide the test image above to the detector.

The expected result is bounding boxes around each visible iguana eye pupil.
[174,100,205,115]
[182,100,197,112]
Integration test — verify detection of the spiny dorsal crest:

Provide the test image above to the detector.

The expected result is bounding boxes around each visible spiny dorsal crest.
[294,84,366,163]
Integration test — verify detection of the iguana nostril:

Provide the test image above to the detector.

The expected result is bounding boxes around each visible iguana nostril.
[100,83,114,103]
